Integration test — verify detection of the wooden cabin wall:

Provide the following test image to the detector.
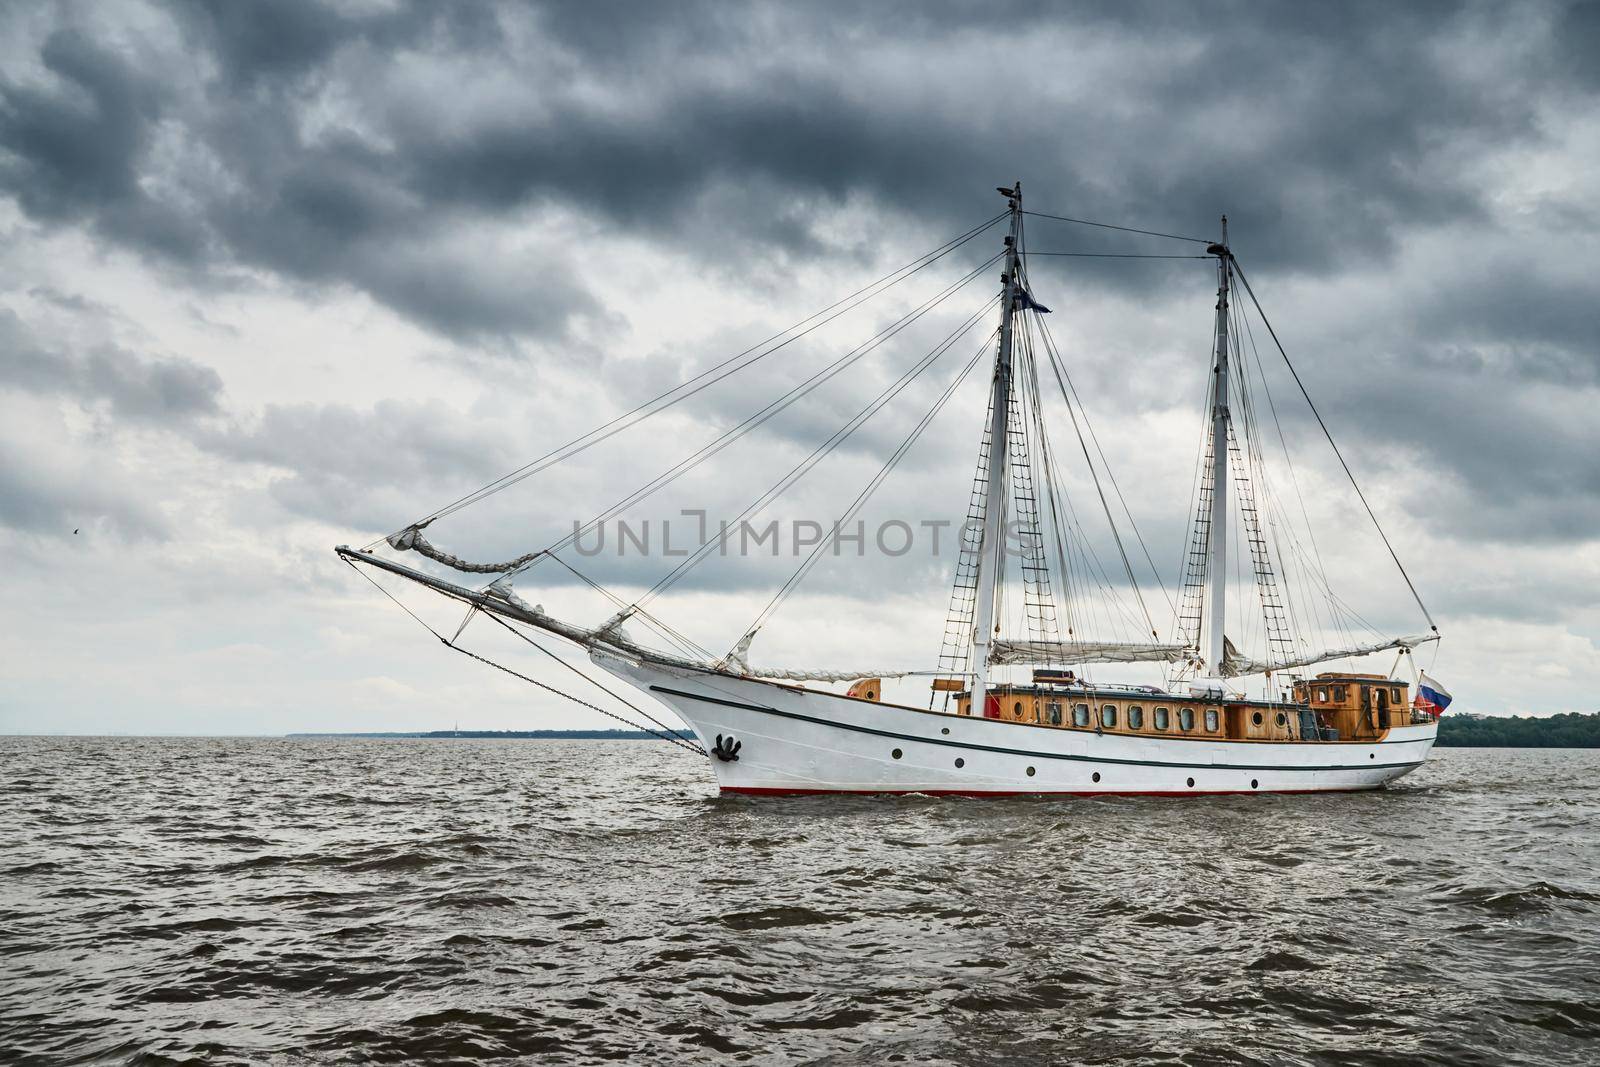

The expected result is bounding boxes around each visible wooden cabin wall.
[1293,675,1411,740]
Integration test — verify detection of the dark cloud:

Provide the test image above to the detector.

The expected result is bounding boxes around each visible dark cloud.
[0,0,1596,597]
[194,398,525,532]
[0,27,205,259]
[5,0,1589,351]
[0,309,223,422]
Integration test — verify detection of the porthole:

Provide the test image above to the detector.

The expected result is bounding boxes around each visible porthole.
[1026,766,1036,777]
[1369,753,1375,760]
[1154,707,1170,730]
[891,749,902,760]
[1179,707,1195,732]
[1013,701,1023,717]
[1186,777,1196,788]
[1251,779,1259,789]
[941,727,950,735]
[1275,712,1287,728]
[955,757,965,768]
[867,690,876,700]
[1092,772,1101,783]
[1251,711,1264,727]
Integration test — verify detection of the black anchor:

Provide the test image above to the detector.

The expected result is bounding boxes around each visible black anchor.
[712,734,743,762]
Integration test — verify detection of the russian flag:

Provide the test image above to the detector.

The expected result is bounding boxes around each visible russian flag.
[1414,672,1453,717]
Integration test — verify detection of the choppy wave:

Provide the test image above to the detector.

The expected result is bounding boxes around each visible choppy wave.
[1,738,1597,1065]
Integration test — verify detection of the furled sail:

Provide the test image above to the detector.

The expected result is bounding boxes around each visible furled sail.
[987,639,1193,666]
[388,525,542,574]
[344,546,905,685]
[1218,634,1438,678]
[742,666,917,682]
[722,627,913,682]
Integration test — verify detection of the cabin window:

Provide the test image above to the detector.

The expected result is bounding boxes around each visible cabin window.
[1333,686,1347,702]
[1252,711,1264,727]
[1391,687,1402,703]
[1154,707,1170,730]
[1073,703,1090,727]
[1204,708,1219,732]
[1315,687,1329,702]
[1101,704,1118,729]
[1276,712,1287,728]
[1047,701,1062,725]
[1013,701,1024,718]
[1128,705,1145,729]
[1179,707,1195,731]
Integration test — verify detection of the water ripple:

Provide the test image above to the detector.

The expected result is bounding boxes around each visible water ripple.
[1,739,1597,1064]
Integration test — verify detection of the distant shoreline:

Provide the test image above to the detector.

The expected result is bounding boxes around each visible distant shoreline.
[1435,711,1600,748]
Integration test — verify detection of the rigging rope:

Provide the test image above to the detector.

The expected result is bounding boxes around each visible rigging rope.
[1026,251,1212,259]
[1230,259,1439,633]
[1022,211,1213,245]
[1016,230,1179,619]
[541,551,715,662]
[342,558,704,755]
[370,213,1008,549]
[1032,315,1161,640]
[744,330,998,637]
[518,251,1008,572]
[476,611,699,749]
[634,301,1003,609]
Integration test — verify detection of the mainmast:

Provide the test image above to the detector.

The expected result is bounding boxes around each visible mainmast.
[970,182,1023,716]
[1202,217,1232,680]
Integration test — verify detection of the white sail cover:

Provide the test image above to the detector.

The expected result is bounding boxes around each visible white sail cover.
[990,633,1438,677]
[742,666,917,683]
[988,639,1192,666]
[1219,633,1438,678]
[388,525,542,574]
[721,628,914,682]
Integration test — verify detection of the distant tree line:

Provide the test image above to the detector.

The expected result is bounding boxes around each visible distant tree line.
[1435,712,1600,748]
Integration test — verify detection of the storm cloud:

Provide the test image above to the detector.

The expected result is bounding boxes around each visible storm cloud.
[1,0,1596,731]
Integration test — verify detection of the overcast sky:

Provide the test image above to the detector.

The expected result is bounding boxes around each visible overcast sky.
[3,0,1596,735]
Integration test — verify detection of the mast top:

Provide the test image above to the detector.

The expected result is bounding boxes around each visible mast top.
[1207,214,1229,257]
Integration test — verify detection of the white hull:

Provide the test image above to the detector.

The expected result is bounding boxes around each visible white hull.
[595,655,1437,796]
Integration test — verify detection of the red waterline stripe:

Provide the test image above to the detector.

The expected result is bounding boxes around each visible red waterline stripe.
[720,785,1378,798]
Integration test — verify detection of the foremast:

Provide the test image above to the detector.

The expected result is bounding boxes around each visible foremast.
[1202,218,1232,682]
[970,183,1023,716]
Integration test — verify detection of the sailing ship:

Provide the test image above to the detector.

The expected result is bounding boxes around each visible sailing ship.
[339,183,1448,796]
